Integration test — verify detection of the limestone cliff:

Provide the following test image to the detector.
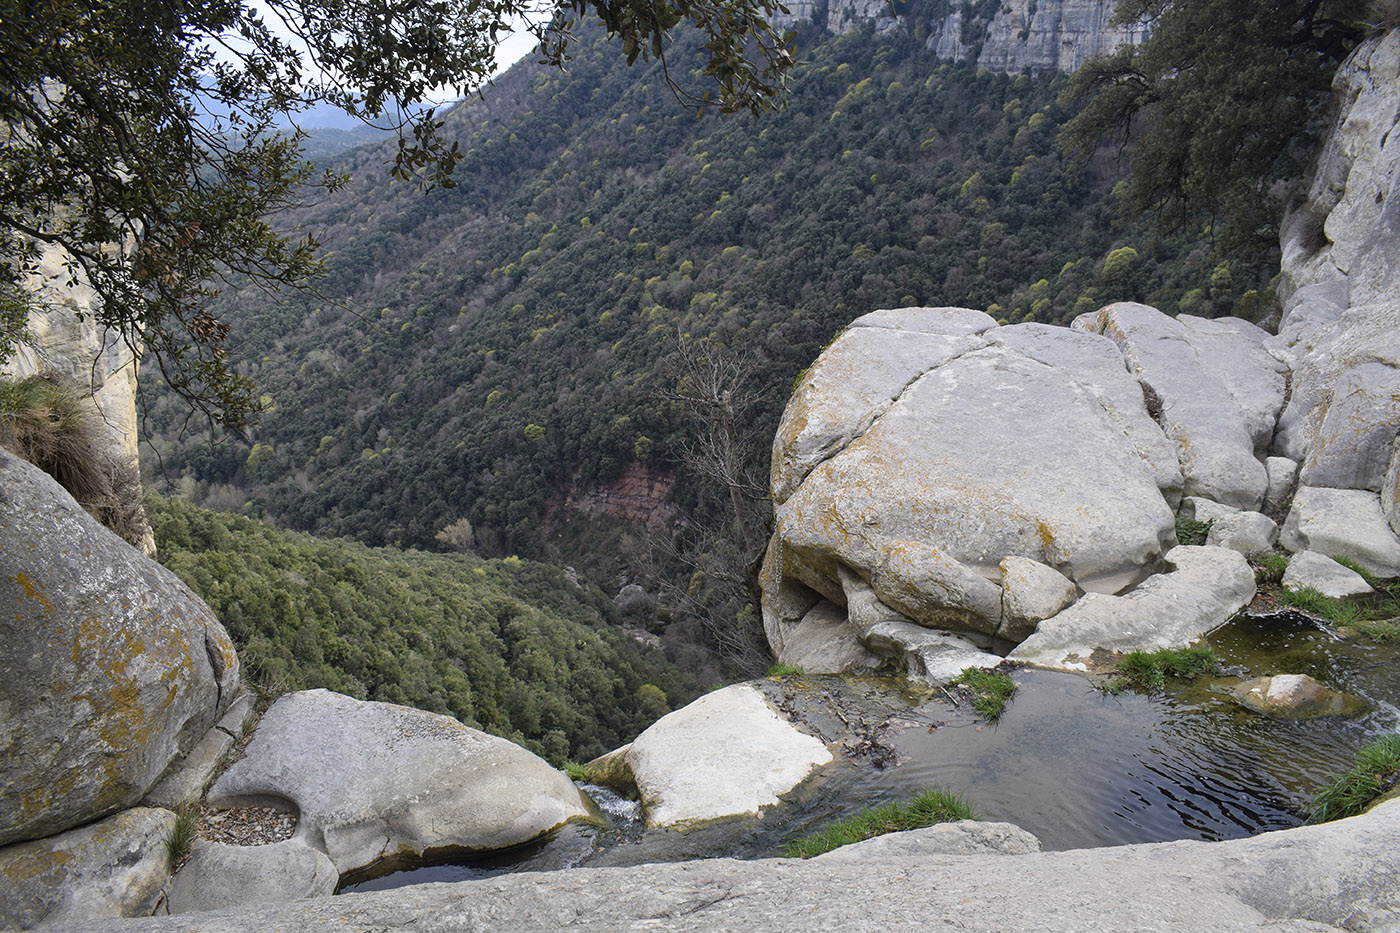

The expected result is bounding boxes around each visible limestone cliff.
[780,0,1143,73]
[1,240,153,552]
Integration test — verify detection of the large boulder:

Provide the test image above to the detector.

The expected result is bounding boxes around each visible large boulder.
[1074,303,1287,510]
[624,684,832,828]
[765,314,1178,654]
[207,690,588,876]
[0,450,239,846]
[0,807,174,929]
[1009,546,1256,670]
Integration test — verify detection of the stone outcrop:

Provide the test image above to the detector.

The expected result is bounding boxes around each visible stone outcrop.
[0,808,175,930]
[0,450,239,847]
[207,689,588,876]
[64,799,1400,932]
[622,684,832,828]
[762,304,1289,673]
[1273,29,1400,499]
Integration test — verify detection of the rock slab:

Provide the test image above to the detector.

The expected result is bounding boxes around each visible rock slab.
[0,807,174,929]
[208,689,587,875]
[626,684,832,828]
[1282,551,1374,599]
[815,820,1042,861]
[63,799,1400,932]
[0,450,239,846]
[1010,546,1256,670]
[1281,485,1400,577]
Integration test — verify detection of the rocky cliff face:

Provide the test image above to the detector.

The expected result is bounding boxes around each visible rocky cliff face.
[782,0,1143,73]
[2,240,153,552]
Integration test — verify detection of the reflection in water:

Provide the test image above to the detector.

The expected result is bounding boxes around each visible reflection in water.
[341,611,1400,889]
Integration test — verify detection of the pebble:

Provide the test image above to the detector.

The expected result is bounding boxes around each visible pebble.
[198,804,297,846]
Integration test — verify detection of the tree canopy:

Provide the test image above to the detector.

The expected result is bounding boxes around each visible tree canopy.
[0,0,794,428]
[1060,0,1383,254]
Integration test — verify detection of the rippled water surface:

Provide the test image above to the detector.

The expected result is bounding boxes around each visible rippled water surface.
[341,611,1400,890]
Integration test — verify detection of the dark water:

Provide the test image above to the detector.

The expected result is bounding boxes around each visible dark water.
[340,611,1400,890]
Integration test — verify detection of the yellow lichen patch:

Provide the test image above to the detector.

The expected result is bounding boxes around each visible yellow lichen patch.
[1,846,73,884]
[11,572,54,615]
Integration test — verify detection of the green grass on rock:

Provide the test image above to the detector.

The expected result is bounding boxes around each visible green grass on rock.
[782,788,975,858]
[1307,734,1400,824]
[956,667,1016,720]
[1109,646,1220,694]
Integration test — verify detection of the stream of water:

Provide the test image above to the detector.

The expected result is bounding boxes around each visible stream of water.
[340,610,1400,893]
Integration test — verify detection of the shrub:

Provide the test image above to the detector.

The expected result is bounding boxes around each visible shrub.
[0,373,146,546]
[1175,516,1211,546]
[1307,735,1400,823]
[1255,551,1289,584]
[782,787,975,858]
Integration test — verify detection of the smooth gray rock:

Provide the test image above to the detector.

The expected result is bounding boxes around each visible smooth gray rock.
[998,556,1078,643]
[625,685,832,828]
[771,315,989,505]
[65,799,1400,932]
[990,323,1183,505]
[208,690,587,876]
[1281,485,1400,577]
[1206,511,1279,557]
[1075,303,1286,510]
[1010,546,1256,670]
[166,839,338,916]
[0,807,174,929]
[868,539,1005,636]
[1265,457,1299,513]
[1282,551,1374,599]
[816,820,1042,861]
[1179,496,1240,524]
[773,600,879,674]
[613,583,654,620]
[0,450,239,846]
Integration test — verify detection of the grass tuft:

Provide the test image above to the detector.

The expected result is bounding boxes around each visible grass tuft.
[563,761,587,781]
[767,663,805,678]
[1307,734,1400,824]
[165,804,199,869]
[1109,645,1220,693]
[1254,551,1289,585]
[1175,516,1212,546]
[956,667,1016,720]
[782,787,975,858]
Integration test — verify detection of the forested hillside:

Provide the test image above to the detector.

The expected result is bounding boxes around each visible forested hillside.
[149,495,698,763]
[142,22,1279,667]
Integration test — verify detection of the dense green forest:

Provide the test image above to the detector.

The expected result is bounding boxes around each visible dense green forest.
[141,22,1279,669]
[150,495,698,763]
